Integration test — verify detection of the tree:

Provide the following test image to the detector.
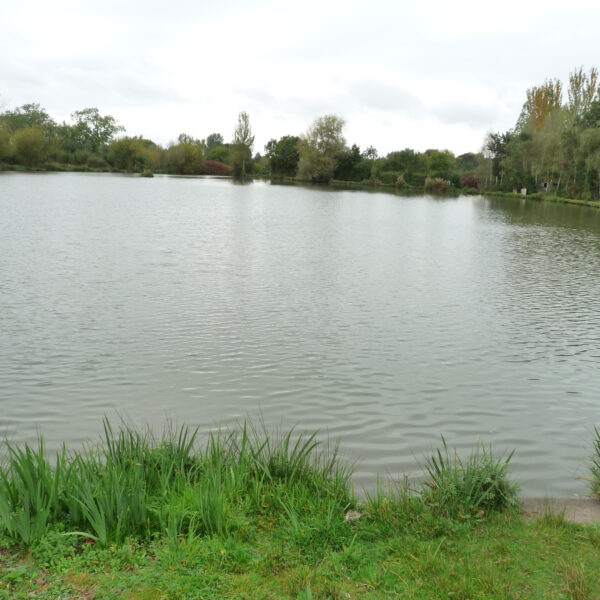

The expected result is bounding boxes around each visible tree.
[164,133,205,174]
[427,149,457,181]
[205,133,224,155]
[0,124,10,161]
[581,128,600,197]
[568,66,599,119]
[0,103,55,133]
[456,152,480,173]
[515,79,563,131]
[13,126,48,166]
[105,136,157,171]
[230,112,254,176]
[362,146,378,161]
[208,145,230,163]
[297,114,346,183]
[71,108,124,153]
[265,135,300,176]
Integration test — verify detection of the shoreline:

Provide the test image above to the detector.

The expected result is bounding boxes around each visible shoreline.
[2,421,600,595]
[4,166,600,210]
[521,497,600,525]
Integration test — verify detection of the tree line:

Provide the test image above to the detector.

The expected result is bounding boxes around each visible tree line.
[0,105,253,176]
[483,66,600,200]
[0,103,481,191]
[1,66,599,200]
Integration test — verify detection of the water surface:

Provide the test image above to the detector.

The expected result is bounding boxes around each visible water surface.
[1,173,600,496]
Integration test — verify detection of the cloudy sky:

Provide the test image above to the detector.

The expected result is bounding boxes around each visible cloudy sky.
[2,0,598,156]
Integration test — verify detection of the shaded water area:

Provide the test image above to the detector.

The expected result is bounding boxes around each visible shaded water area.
[1,172,600,497]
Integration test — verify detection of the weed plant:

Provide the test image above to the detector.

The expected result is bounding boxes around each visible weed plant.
[592,426,600,499]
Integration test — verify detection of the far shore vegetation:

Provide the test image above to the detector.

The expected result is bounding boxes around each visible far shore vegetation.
[2,65,600,207]
[1,419,600,597]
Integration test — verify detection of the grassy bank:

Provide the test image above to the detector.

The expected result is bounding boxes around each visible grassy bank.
[1,421,600,598]
[483,189,600,210]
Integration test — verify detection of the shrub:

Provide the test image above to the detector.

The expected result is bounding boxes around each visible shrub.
[375,170,401,185]
[86,155,108,170]
[460,173,479,189]
[424,177,449,193]
[396,175,405,189]
[203,160,232,176]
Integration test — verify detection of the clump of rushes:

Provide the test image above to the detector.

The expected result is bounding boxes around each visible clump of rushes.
[0,420,521,550]
[421,437,519,520]
[591,427,600,499]
[0,419,353,547]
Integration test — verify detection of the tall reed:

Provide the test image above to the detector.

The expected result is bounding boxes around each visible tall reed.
[0,418,353,547]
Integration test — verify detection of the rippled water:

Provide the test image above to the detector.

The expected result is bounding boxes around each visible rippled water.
[1,172,600,497]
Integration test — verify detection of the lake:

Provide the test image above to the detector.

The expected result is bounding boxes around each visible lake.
[1,172,600,497]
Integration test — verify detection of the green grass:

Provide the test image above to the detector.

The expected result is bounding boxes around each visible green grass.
[1,420,600,598]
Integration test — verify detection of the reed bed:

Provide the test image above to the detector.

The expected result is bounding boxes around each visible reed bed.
[0,419,353,547]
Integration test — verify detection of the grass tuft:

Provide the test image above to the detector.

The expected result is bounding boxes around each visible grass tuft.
[421,437,519,520]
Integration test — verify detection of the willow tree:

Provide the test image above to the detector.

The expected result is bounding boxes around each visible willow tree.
[297,114,346,183]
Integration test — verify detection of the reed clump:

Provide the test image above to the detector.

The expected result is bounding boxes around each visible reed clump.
[0,419,521,550]
[0,419,352,547]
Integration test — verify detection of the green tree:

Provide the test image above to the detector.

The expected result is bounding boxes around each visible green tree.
[206,133,224,155]
[427,149,457,181]
[297,114,346,183]
[0,103,55,133]
[230,112,254,176]
[456,152,480,173]
[13,126,48,166]
[163,133,205,174]
[71,108,124,154]
[208,145,230,163]
[581,128,600,197]
[568,66,599,119]
[333,144,371,182]
[106,136,152,171]
[0,124,11,161]
[265,135,300,176]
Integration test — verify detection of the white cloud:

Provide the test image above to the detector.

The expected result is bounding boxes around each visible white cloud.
[1,0,598,155]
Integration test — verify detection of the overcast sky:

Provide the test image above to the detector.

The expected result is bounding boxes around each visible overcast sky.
[2,0,599,156]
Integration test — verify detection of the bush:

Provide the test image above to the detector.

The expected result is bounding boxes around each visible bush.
[396,175,405,189]
[375,170,402,185]
[86,155,108,170]
[203,160,232,176]
[421,438,518,519]
[424,177,449,193]
[460,173,479,189]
